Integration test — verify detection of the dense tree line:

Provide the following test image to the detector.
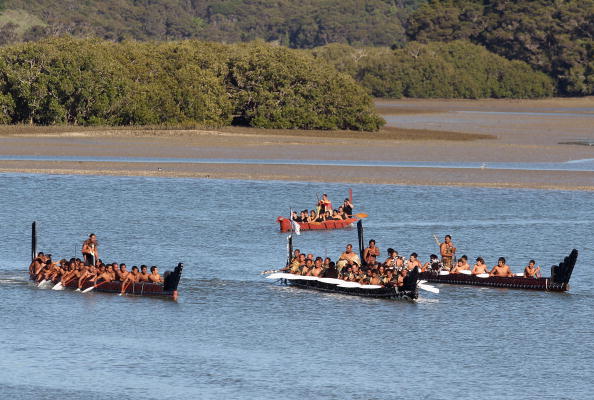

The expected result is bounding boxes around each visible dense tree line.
[311,41,554,98]
[0,37,383,130]
[1,0,590,97]
[406,0,594,96]
[0,0,420,48]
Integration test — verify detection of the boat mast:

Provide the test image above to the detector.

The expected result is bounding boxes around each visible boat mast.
[357,220,364,265]
[31,221,36,262]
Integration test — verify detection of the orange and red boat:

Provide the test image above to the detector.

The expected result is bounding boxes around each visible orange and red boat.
[277,216,358,232]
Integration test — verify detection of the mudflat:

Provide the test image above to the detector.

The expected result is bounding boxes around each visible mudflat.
[1,98,593,190]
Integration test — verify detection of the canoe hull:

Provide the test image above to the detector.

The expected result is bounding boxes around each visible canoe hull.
[418,272,567,292]
[31,263,184,300]
[418,249,578,292]
[284,278,418,300]
[277,217,358,232]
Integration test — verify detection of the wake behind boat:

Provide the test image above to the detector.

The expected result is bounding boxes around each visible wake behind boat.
[29,222,183,300]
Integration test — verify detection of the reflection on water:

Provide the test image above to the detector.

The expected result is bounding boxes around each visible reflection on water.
[0,174,593,399]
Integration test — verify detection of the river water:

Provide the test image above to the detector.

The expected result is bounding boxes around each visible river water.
[0,174,592,399]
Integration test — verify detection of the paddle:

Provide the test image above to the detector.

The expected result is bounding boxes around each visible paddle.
[82,280,108,293]
[260,269,280,275]
[418,282,439,294]
[353,213,368,219]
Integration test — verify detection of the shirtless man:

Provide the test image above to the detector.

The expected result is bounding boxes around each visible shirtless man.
[81,234,99,266]
[490,257,514,277]
[76,265,97,291]
[301,259,314,276]
[338,244,361,270]
[440,235,456,270]
[121,266,140,295]
[369,271,382,286]
[524,260,541,278]
[310,258,324,277]
[451,255,471,274]
[363,240,380,266]
[138,265,150,282]
[117,263,129,281]
[471,257,489,275]
[148,266,162,283]
[95,264,113,284]
[406,253,422,271]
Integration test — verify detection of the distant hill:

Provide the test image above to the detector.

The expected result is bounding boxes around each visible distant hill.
[1,0,592,97]
[0,0,420,47]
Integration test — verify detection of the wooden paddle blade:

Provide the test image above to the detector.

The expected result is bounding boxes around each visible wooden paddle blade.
[51,282,63,290]
[418,283,439,294]
[81,286,95,293]
[354,213,368,218]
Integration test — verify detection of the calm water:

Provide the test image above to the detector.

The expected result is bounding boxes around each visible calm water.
[0,173,593,400]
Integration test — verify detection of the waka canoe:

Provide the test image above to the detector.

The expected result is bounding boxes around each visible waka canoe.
[418,249,578,292]
[29,222,183,300]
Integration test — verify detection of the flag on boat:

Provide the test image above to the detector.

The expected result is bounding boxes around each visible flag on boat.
[291,219,300,235]
[289,208,300,235]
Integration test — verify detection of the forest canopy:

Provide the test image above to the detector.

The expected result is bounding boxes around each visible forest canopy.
[0,37,383,130]
[311,41,555,99]
[1,0,592,97]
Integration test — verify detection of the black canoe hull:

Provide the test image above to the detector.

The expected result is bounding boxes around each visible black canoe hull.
[418,249,578,292]
[418,273,566,291]
[284,278,418,300]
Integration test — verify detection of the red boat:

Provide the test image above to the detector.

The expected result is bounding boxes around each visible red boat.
[277,216,358,232]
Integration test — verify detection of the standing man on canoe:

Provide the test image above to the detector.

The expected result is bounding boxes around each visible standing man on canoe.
[82,233,99,266]
[318,194,332,214]
[440,235,456,270]
[342,198,354,217]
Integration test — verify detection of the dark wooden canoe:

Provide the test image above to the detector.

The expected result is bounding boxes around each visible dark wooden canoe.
[278,268,419,301]
[418,249,578,292]
[29,222,183,300]
[269,222,418,301]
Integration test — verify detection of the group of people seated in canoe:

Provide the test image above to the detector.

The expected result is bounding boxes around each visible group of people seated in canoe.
[281,238,542,286]
[29,234,163,295]
[281,243,414,288]
[291,194,354,223]
[434,234,541,277]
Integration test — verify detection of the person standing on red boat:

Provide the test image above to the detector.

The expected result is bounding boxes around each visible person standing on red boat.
[318,194,332,214]
[81,233,99,266]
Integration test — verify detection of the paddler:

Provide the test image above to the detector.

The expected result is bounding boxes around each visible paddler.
[523,260,541,278]
[337,244,361,271]
[148,266,163,283]
[81,233,99,266]
[471,257,489,275]
[450,255,470,274]
[138,265,150,282]
[440,235,456,270]
[490,257,514,277]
